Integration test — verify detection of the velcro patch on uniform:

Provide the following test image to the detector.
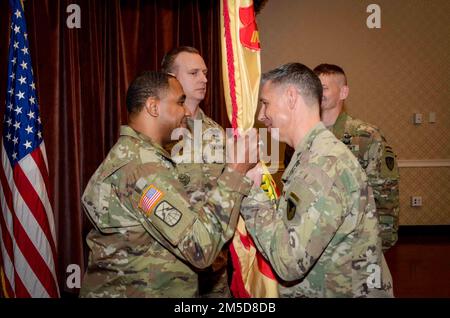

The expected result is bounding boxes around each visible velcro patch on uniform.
[138,184,164,216]
[287,191,300,221]
[385,156,395,171]
[154,201,182,227]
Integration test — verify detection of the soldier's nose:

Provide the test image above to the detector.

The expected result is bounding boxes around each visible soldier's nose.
[257,109,266,123]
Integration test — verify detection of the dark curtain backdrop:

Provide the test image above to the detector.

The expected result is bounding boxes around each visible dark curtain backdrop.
[0,0,228,295]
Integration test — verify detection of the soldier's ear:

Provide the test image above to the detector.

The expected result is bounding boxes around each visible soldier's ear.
[144,97,159,117]
[286,85,298,110]
[340,85,349,100]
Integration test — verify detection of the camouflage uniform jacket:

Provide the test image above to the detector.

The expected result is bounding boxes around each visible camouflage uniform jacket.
[175,109,230,297]
[329,112,400,250]
[241,122,393,297]
[170,108,225,165]
[80,125,251,297]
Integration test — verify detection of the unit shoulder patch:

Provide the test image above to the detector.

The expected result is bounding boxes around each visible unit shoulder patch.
[385,156,395,171]
[154,201,182,227]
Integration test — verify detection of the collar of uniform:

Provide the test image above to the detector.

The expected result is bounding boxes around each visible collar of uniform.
[329,111,350,139]
[281,122,327,182]
[119,125,174,162]
[195,108,206,120]
[186,108,205,131]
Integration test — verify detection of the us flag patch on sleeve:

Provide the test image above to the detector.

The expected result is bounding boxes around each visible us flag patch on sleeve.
[138,184,164,215]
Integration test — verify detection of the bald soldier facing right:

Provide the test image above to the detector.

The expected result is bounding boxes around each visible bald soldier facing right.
[241,63,393,297]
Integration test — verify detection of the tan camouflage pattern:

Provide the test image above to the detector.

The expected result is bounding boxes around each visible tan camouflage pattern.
[241,122,393,298]
[169,108,226,165]
[329,112,400,251]
[168,109,231,298]
[79,125,251,298]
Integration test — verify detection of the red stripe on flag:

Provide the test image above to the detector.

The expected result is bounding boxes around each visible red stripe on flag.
[223,0,239,132]
[13,162,57,267]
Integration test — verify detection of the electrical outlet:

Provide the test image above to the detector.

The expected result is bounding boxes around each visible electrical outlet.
[411,196,422,207]
[413,113,423,124]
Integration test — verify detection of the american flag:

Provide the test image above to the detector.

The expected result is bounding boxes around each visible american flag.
[139,186,163,215]
[0,0,59,298]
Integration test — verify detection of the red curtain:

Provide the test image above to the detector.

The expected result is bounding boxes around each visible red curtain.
[0,0,227,296]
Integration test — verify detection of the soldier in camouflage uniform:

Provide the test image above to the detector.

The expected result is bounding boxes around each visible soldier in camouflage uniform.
[314,64,400,251]
[284,64,400,251]
[161,47,230,297]
[80,71,256,297]
[241,63,393,297]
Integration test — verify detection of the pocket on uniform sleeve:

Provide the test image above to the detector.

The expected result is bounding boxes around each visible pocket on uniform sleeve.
[132,173,197,247]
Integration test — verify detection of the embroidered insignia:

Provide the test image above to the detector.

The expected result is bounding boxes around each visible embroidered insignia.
[138,185,163,215]
[286,191,299,221]
[358,158,369,169]
[342,132,352,145]
[287,197,297,221]
[154,201,182,227]
[178,173,191,186]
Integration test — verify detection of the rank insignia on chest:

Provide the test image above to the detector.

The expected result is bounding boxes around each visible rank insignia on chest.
[138,184,164,216]
[178,173,191,186]
[286,192,300,221]
[342,133,352,145]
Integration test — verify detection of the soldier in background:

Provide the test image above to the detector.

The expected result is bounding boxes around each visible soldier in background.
[80,71,256,297]
[161,47,230,297]
[161,46,225,165]
[315,64,399,251]
[284,64,400,251]
[241,63,393,297]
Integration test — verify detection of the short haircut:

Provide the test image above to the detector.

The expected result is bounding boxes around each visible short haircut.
[262,63,323,106]
[126,71,172,114]
[161,46,200,74]
[313,64,347,85]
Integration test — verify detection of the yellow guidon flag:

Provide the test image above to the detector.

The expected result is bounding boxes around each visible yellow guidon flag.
[220,0,279,298]
[221,0,261,133]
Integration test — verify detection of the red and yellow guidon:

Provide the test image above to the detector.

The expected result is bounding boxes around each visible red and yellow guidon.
[239,2,260,51]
